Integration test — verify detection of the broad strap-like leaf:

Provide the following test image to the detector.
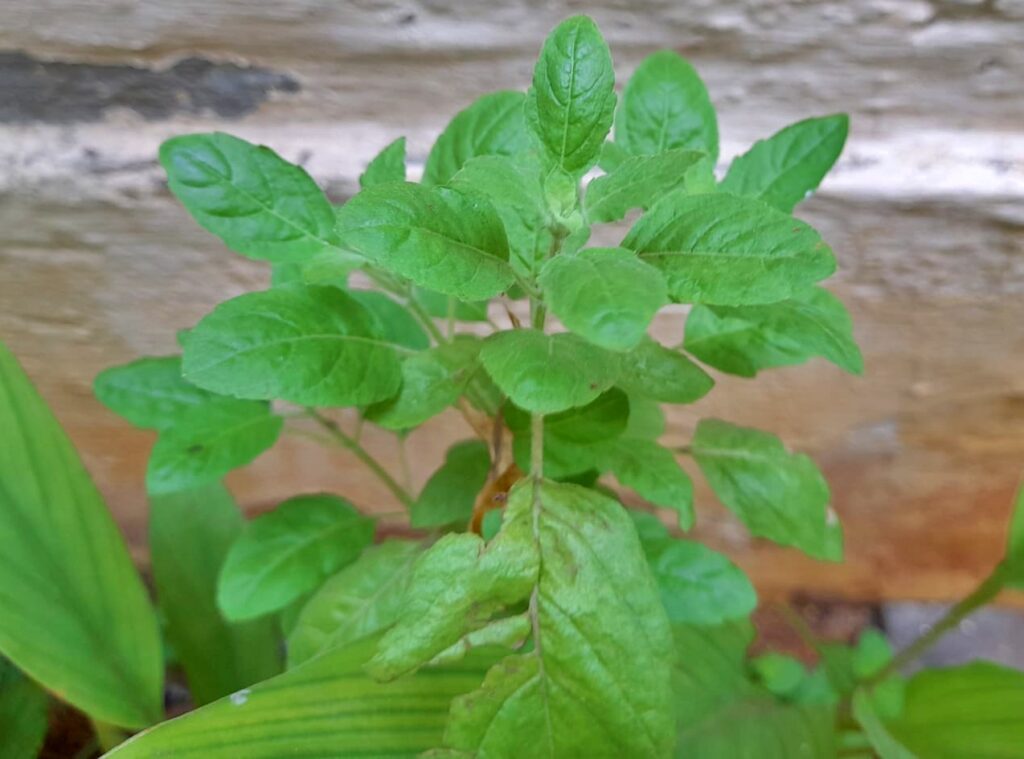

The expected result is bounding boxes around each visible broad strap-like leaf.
[105,635,503,759]
[0,343,163,728]
[359,137,407,188]
[539,248,668,352]
[585,149,707,223]
[449,154,552,277]
[441,481,675,758]
[1001,479,1024,589]
[480,329,619,414]
[182,284,403,407]
[525,15,616,175]
[615,50,719,161]
[685,287,863,377]
[160,133,338,263]
[365,337,484,431]
[616,338,714,404]
[287,541,424,668]
[672,622,836,758]
[94,356,221,430]
[599,438,695,528]
[691,419,841,560]
[150,484,281,705]
[349,289,430,351]
[0,658,49,759]
[146,399,283,495]
[423,91,531,186]
[720,114,849,213]
[336,182,516,301]
[622,192,836,306]
[217,494,375,621]
[411,441,491,528]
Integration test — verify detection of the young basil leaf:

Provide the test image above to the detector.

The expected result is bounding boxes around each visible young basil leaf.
[449,153,552,277]
[599,438,695,528]
[622,192,836,306]
[673,622,837,758]
[287,541,424,668]
[525,15,616,175]
[182,284,403,408]
[150,483,281,705]
[146,399,283,495]
[751,653,810,699]
[585,149,707,223]
[359,137,406,189]
[414,287,490,323]
[480,329,619,414]
[336,183,516,301]
[348,290,429,351]
[441,481,674,758]
[0,343,163,729]
[539,248,668,352]
[721,114,849,213]
[94,355,221,430]
[691,419,841,560]
[616,339,714,404]
[0,658,49,759]
[423,91,530,186]
[632,513,756,625]
[217,494,375,622]
[685,287,863,377]
[616,50,719,161]
[365,337,484,430]
[160,133,338,263]
[411,441,490,528]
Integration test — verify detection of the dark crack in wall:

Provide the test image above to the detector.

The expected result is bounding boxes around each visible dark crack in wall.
[0,52,300,123]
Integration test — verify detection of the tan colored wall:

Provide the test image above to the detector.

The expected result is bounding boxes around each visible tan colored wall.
[2,0,1024,603]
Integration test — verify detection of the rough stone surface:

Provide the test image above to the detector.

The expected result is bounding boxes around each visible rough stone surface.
[1,0,1023,603]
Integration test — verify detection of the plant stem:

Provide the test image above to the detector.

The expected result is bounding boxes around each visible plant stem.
[531,412,544,482]
[305,409,414,509]
[868,566,1005,684]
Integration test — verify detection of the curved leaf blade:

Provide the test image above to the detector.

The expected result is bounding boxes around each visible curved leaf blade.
[616,339,714,404]
[411,441,491,529]
[0,658,49,759]
[585,149,707,223]
[359,137,406,189]
[93,356,219,430]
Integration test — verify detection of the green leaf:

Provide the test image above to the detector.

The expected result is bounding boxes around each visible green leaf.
[442,480,675,757]
[359,137,406,189]
[691,419,840,560]
[423,91,530,186]
[480,329,619,414]
[94,356,221,430]
[539,247,668,352]
[852,629,893,680]
[414,287,490,323]
[182,284,403,407]
[600,438,695,528]
[720,114,849,213]
[615,50,719,161]
[672,622,836,758]
[525,15,616,175]
[449,154,551,277]
[145,399,283,495]
[150,483,281,705]
[585,149,707,223]
[411,441,491,528]
[625,395,666,439]
[622,192,836,306]
[105,635,502,758]
[751,653,811,698]
[366,337,484,431]
[685,287,863,377]
[616,338,714,403]
[348,290,429,351]
[217,494,375,621]
[160,133,338,263]
[852,689,915,759]
[0,343,163,728]
[287,541,423,668]
[0,658,49,759]
[885,662,1024,758]
[1002,480,1024,589]
[336,182,516,301]
[632,515,756,625]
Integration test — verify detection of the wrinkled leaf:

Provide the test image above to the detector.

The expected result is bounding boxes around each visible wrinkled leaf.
[217,494,375,621]
[0,343,163,728]
[411,441,491,528]
[616,338,714,404]
[359,137,406,188]
[182,284,403,408]
[94,356,220,430]
[585,149,707,223]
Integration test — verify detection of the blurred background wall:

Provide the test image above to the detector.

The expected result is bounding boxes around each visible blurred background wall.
[1,1,1023,607]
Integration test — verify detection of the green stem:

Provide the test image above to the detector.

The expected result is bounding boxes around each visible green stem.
[91,719,127,752]
[868,567,1005,684]
[305,409,414,509]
